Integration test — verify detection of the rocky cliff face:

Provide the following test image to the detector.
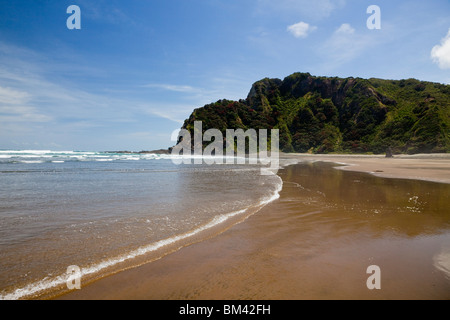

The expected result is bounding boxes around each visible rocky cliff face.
[181,73,450,154]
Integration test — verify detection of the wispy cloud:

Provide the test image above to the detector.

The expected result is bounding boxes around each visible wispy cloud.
[0,84,53,123]
[0,42,140,125]
[317,23,379,69]
[256,0,346,20]
[142,83,201,93]
[0,86,30,105]
[287,22,317,38]
[0,41,188,150]
[142,75,251,107]
[138,102,194,124]
[431,28,450,69]
[335,23,355,35]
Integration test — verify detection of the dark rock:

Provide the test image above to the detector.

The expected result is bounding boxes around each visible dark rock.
[386,147,393,158]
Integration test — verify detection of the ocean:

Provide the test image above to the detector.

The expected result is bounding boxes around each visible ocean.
[0,150,283,299]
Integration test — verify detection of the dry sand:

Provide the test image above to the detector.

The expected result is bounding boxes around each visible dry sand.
[56,154,450,300]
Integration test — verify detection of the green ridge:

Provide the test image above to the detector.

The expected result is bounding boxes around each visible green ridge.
[181,73,450,154]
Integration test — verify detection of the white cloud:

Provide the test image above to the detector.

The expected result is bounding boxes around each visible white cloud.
[0,85,52,123]
[287,22,317,38]
[336,23,355,35]
[431,29,450,69]
[0,113,52,123]
[142,83,200,93]
[0,86,30,105]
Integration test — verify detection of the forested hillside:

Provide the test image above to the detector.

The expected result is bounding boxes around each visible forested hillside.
[181,73,450,154]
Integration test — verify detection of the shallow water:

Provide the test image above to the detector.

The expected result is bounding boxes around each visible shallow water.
[58,161,450,300]
[2,152,449,300]
[270,162,450,299]
[0,151,281,299]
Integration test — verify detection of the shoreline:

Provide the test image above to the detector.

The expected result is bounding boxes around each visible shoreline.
[55,154,450,300]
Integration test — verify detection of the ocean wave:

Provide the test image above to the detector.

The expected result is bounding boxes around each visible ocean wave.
[0,150,54,154]
[19,161,44,164]
[0,150,280,165]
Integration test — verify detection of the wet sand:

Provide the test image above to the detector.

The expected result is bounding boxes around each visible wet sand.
[57,155,450,300]
[283,153,450,184]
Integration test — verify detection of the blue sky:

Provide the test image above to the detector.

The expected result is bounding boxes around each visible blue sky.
[0,0,449,151]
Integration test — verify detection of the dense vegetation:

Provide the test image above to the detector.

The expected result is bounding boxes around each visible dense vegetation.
[181,73,450,154]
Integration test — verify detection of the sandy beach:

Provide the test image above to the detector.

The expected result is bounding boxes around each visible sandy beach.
[56,154,450,300]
